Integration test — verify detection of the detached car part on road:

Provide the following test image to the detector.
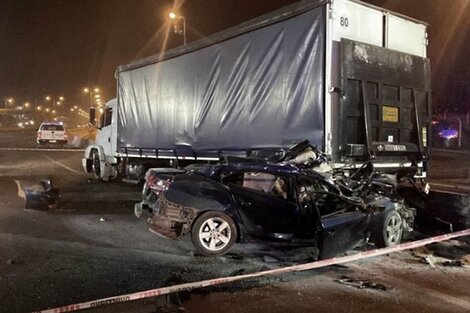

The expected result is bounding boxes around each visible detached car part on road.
[136,148,417,258]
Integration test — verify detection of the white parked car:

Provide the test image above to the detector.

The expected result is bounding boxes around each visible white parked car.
[37,122,68,147]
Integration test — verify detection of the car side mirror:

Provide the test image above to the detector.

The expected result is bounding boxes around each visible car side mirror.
[89,107,96,125]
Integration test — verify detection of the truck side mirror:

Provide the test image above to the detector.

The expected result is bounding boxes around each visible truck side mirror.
[89,107,96,125]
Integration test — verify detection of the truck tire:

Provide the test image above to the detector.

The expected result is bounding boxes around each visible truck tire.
[372,209,403,248]
[191,211,237,256]
[91,150,101,179]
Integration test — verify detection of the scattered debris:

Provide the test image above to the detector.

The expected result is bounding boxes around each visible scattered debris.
[15,179,60,211]
[411,240,470,267]
[6,259,15,265]
[263,256,279,263]
[442,260,464,267]
[230,265,272,277]
[428,241,470,260]
[422,255,437,268]
[229,269,246,277]
[99,218,106,222]
[335,276,390,291]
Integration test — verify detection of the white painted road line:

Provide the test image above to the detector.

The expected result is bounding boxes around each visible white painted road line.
[0,148,84,152]
[44,155,83,175]
[33,228,470,313]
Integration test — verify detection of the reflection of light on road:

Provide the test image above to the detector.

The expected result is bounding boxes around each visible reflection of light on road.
[44,155,83,175]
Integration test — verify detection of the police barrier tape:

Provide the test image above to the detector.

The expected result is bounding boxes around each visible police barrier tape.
[33,228,470,313]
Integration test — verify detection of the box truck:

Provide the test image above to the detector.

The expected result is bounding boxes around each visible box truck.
[83,0,431,182]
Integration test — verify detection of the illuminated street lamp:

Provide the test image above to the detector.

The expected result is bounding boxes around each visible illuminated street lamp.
[45,95,65,109]
[83,87,100,107]
[169,11,186,45]
[3,97,14,108]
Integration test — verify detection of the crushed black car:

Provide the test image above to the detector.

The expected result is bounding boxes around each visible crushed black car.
[135,142,418,258]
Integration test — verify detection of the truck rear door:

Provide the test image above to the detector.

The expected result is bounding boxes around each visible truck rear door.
[340,39,431,168]
[327,0,431,173]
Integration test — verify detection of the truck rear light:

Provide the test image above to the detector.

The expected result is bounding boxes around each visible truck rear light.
[37,132,41,139]
[64,132,68,139]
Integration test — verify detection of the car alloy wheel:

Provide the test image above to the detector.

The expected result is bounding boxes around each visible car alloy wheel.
[372,209,404,248]
[191,211,237,256]
[385,213,403,246]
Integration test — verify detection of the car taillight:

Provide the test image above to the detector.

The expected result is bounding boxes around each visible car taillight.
[37,131,41,139]
[64,132,68,139]
[147,174,171,194]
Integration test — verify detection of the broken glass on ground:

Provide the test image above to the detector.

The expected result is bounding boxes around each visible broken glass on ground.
[335,276,390,291]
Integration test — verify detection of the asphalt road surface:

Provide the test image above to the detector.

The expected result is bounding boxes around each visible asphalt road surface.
[1,130,470,313]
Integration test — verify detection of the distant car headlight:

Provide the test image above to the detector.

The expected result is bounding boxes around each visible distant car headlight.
[18,122,24,128]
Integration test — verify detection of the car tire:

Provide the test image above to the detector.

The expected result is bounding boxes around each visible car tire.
[372,209,403,248]
[191,211,237,256]
[91,149,101,179]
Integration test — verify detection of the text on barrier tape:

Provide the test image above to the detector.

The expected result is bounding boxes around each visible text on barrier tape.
[33,228,470,313]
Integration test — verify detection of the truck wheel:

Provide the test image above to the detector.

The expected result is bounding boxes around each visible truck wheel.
[372,209,403,248]
[91,150,101,179]
[191,211,237,256]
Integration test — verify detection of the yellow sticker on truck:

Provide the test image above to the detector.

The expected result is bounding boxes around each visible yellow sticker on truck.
[383,106,399,123]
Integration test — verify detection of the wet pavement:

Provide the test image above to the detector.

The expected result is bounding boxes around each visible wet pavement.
[0,131,470,313]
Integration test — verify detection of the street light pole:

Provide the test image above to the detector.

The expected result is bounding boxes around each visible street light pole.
[169,11,186,45]
[84,87,100,107]
[45,95,64,112]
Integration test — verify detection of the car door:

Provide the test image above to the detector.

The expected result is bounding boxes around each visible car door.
[296,175,369,259]
[226,171,298,241]
[319,207,369,259]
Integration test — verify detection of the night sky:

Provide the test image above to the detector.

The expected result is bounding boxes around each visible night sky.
[0,0,469,112]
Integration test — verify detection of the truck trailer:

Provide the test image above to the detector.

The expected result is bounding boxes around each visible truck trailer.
[83,0,431,182]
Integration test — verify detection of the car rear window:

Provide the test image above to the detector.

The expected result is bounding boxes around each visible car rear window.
[40,124,64,131]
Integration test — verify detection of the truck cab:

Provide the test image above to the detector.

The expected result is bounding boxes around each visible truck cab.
[82,99,118,181]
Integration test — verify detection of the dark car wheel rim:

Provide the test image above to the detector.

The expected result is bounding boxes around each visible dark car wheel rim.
[198,217,232,252]
[385,214,402,246]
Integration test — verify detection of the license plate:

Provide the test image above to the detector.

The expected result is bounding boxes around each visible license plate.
[50,140,57,143]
